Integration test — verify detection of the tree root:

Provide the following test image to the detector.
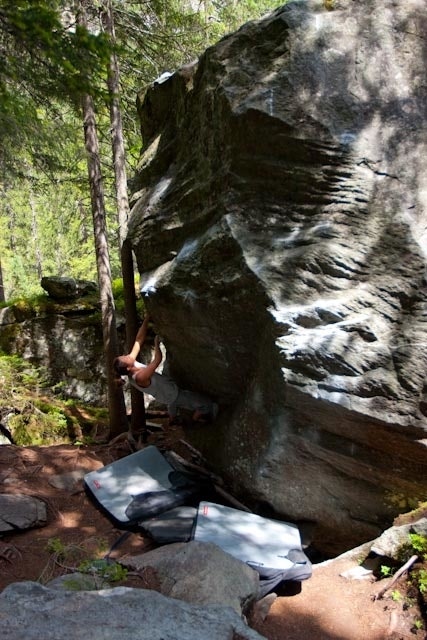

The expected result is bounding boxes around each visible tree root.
[372,554,418,600]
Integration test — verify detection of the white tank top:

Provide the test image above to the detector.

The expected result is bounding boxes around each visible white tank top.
[130,364,179,405]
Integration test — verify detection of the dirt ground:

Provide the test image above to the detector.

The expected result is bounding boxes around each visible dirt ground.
[0,421,426,640]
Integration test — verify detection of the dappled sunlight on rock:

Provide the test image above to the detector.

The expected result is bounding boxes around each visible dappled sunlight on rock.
[129,0,427,557]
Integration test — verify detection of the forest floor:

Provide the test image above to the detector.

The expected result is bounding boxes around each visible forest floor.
[0,417,426,640]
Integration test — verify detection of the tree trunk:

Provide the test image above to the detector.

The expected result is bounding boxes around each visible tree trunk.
[29,185,43,280]
[0,186,7,302]
[0,258,5,303]
[81,89,128,439]
[78,0,127,440]
[103,0,147,443]
[104,0,128,249]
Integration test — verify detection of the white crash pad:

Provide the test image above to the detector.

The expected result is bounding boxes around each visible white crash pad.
[194,501,305,571]
[84,446,174,523]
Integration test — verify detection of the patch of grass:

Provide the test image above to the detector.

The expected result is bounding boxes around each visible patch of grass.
[78,558,128,583]
[2,277,144,319]
[418,569,427,595]
[412,619,424,632]
[40,537,127,589]
[41,537,114,585]
[46,537,67,556]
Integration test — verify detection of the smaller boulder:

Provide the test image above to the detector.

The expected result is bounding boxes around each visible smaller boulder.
[0,494,47,532]
[0,306,16,326]
[41,277,97,301]
[48,470,92,492]
[120,540,260,615]
[371,517,427,560]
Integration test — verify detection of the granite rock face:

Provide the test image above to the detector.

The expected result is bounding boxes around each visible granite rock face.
[0,582,266,640]
[0,494,47,532]
[129,0,427,554]
[120,540,260,615]
[40,276,97,300]
[0,301,109,404]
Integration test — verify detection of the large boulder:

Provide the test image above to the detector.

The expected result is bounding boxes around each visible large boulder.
[128,0,427,554]
[0,581,266,640]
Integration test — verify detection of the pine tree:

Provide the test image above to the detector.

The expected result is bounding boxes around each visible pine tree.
[78,0,128,438]
[102,0,147,442]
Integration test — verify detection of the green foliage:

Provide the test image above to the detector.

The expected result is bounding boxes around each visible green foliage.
[0,1,110,178]
[5,295,49,314]
[41,536,120,587]
[9,402,68,446]
[412,619,424,631]
[0,0,282,302]
[395,531,427,616]
[0,1,115,302]
[380,565,394,578]
[78,558,128,583]
[398,532,427,564]
[112,278,124,299]
[0,171,104,300]
[112,277,145,315]
[408,533,427,560]
[417,568,427,594]
[0,351,108,445]
[404,533,427,598]
[391,589,403,602]
[46,537,67,557]
[45,536,108,562]
[0,353,49,404]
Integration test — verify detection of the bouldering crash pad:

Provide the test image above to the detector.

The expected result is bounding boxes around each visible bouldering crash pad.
[194,501,312,593]
[84,448,312,597]
[84,446,208,526]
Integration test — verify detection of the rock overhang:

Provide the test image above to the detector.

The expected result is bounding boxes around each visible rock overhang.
[128,0,427,554]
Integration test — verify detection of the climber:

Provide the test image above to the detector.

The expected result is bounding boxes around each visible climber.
[114,314,218,426]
